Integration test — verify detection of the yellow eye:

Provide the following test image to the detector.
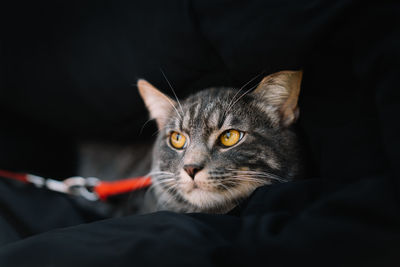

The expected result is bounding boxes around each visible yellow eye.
[170,131,187,149]
[220,129,242,147]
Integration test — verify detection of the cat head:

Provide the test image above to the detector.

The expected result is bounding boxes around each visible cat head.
[138,70,303,213]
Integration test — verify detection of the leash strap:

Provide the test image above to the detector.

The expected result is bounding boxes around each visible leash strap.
[0,169,151,201]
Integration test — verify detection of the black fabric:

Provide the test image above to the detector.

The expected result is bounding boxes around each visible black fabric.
[1,0,400,266]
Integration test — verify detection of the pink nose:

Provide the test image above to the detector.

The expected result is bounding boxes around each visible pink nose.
[183,164,203,179]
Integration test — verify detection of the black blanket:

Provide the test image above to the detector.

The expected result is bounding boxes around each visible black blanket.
[1,1,400,266]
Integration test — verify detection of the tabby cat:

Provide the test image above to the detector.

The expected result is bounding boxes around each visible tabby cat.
[138,70,303,214]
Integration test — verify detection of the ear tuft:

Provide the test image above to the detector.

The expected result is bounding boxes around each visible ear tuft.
[253,70,303,127]
[137,79,176,129]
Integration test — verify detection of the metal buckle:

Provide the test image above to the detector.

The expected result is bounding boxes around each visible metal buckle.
[64,176,100,201]
[26,175,100,201]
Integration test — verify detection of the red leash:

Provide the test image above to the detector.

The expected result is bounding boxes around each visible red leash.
[0,169,152,201]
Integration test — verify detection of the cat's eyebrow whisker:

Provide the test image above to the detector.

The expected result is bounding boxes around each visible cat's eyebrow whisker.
[166,97,183,121]
[140,118,156,135]
[221,76,262,126]
[224,72,263,119]
[140,82,183,121]
[152,128,164,137]
[224,82,259,117]
[160,68,184,117]
[239,72,263,91]
[151,118,173,137]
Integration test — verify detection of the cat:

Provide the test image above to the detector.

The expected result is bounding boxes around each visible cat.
[137,70,303,214]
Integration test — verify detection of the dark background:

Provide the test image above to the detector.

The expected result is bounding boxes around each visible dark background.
[0,0,399,266]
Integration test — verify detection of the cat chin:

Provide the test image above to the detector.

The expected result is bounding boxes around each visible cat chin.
[183,182,264,213]
[177,171,229,209]
[179,188,238,214]
[152,172,264,214]
[184,188,225,206]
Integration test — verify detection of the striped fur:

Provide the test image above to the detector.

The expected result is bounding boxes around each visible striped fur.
[139,71,303,214]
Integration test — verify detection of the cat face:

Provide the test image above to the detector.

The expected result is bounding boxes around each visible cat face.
[138,71,302,213]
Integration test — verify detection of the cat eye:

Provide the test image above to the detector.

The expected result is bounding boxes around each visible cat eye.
[170,131,187,149]
[220,129,243,147]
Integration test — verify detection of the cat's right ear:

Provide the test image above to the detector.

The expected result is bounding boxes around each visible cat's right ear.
[252,70,303,127]
[137,79,176,129]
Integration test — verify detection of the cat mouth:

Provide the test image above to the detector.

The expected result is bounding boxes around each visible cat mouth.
[182,181,206,193]
[179,170,213,193]
[179,182,236,213]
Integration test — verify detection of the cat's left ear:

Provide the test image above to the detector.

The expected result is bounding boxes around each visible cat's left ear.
[252,70,303,127]
[137,79,176,129]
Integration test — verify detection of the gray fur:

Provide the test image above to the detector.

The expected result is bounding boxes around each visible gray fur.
[144,84,302,214]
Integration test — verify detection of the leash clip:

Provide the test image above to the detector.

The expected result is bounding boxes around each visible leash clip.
[63,176,100,201]
[26,175,100,201]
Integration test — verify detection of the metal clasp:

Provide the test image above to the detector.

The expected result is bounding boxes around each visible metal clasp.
[63,176,100,201]
[26,175,100,201]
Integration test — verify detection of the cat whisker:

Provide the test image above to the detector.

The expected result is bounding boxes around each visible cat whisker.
[159,183,181,208]
[148,173,173,177]
[147,181,173,196]
[226,169,289,183]
[165,96,183,121]
[147,171,174,176]
[224,72,262,119]
[211,175,271,186]
[139,81,183,121]
[210,173,268,179]
[151,120,172,137]
[160,69,184,117]
[139,118,156,135]
[221,79,261,125]
[225,83,260,116]
[236,174,281,179]
[149,173,184,209]
[152,179,176,186]
[226,175,273,183]
[239,174,288,183]
[211,181,241,205]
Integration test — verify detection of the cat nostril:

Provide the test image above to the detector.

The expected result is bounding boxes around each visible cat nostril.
[183,164,203,179]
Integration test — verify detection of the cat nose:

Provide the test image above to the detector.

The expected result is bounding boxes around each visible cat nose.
[183,164,203,179]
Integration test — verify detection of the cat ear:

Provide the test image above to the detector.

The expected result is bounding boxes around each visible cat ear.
[252,70,303,127]
[137,79,176,129]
